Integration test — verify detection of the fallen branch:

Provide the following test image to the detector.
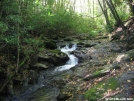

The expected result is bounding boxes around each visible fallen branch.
[98,89,122,101]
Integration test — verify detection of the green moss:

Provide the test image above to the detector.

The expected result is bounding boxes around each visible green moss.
[92,70,102,77]
[94,71,101,76]
[84,77,119,101]
[92,67,110,77]
[85,87,102,101]
[105,77,118,90]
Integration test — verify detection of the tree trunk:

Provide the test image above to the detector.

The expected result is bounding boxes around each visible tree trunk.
[98,0,111,27]
[93,0,94,19]
[16,0,21,73]
[106,0,125,29]
[0,0,4,18]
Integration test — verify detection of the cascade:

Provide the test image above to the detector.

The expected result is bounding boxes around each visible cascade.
[55,44,78,71]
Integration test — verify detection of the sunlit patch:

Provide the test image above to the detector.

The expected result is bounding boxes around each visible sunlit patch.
[115,54,125,62]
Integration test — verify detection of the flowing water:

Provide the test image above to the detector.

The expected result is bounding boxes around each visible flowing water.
[55,44,78,71]
[5,43,78,101]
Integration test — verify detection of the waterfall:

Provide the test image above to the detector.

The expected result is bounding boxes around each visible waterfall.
[55,44,78,71]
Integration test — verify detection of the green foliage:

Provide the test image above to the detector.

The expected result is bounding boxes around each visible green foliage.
[6,15,22,24]
[117,8,130,21]
[71,15,92,33]
[0,21,8,33]
[22,36,44,56]
[23,1,99,37]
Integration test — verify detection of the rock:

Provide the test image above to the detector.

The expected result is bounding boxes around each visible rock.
[45,41,57,49]
[116,71,134,98]
[38,49,69,66]
[73,50,90,61]
[77,42,85,46]
[127,33,134,50]
[76,34,89,40]
[109,43,122,52]
[111,63,121,69]
[64,37,73,41]
[29,55,38,65]
[16,86,60,101]
[32,87,60,101]
[111,29,124,41]
[123,49,134,62]
[73,94,85,101]
[83,66,111,81]
[34,63,48,69]
[73,66,89,78]
[85,43,96,48]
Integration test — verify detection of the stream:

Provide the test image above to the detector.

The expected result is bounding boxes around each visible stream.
[6,43,78,101]
[55,44,78,71]
[5,37,134,101]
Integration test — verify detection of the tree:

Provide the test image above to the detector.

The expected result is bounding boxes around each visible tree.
[98,0,111,30]
[105,0,125,29]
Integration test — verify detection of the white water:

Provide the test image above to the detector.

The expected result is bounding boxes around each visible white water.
[55,44,78,71]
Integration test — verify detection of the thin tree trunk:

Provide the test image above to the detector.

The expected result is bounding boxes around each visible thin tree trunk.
[16,0,21,73]
[109,0,124,27]
[7,67,14,95]
[93,0,94,19]
[98,0,111,27]
[106,0,118,22]
[73,0,76,11]
[103,0,111,26]
[0,0,4,18]
[106,0,125,29]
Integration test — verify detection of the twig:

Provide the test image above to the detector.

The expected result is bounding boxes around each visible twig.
[98,89,122,101]
[0,43,7,49]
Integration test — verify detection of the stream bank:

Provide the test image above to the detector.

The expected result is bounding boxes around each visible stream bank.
[0,32,134,101]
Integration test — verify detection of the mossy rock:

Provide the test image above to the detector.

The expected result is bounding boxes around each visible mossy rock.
[92,66,111,77]
[127,51,134,61]
[85,77,119,101]
[123,49,134,62]
[84,67,111,80]
[30,87,60,101]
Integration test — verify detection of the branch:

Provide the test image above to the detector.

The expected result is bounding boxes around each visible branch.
[0,42,7,49]
[98,89,122,101]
